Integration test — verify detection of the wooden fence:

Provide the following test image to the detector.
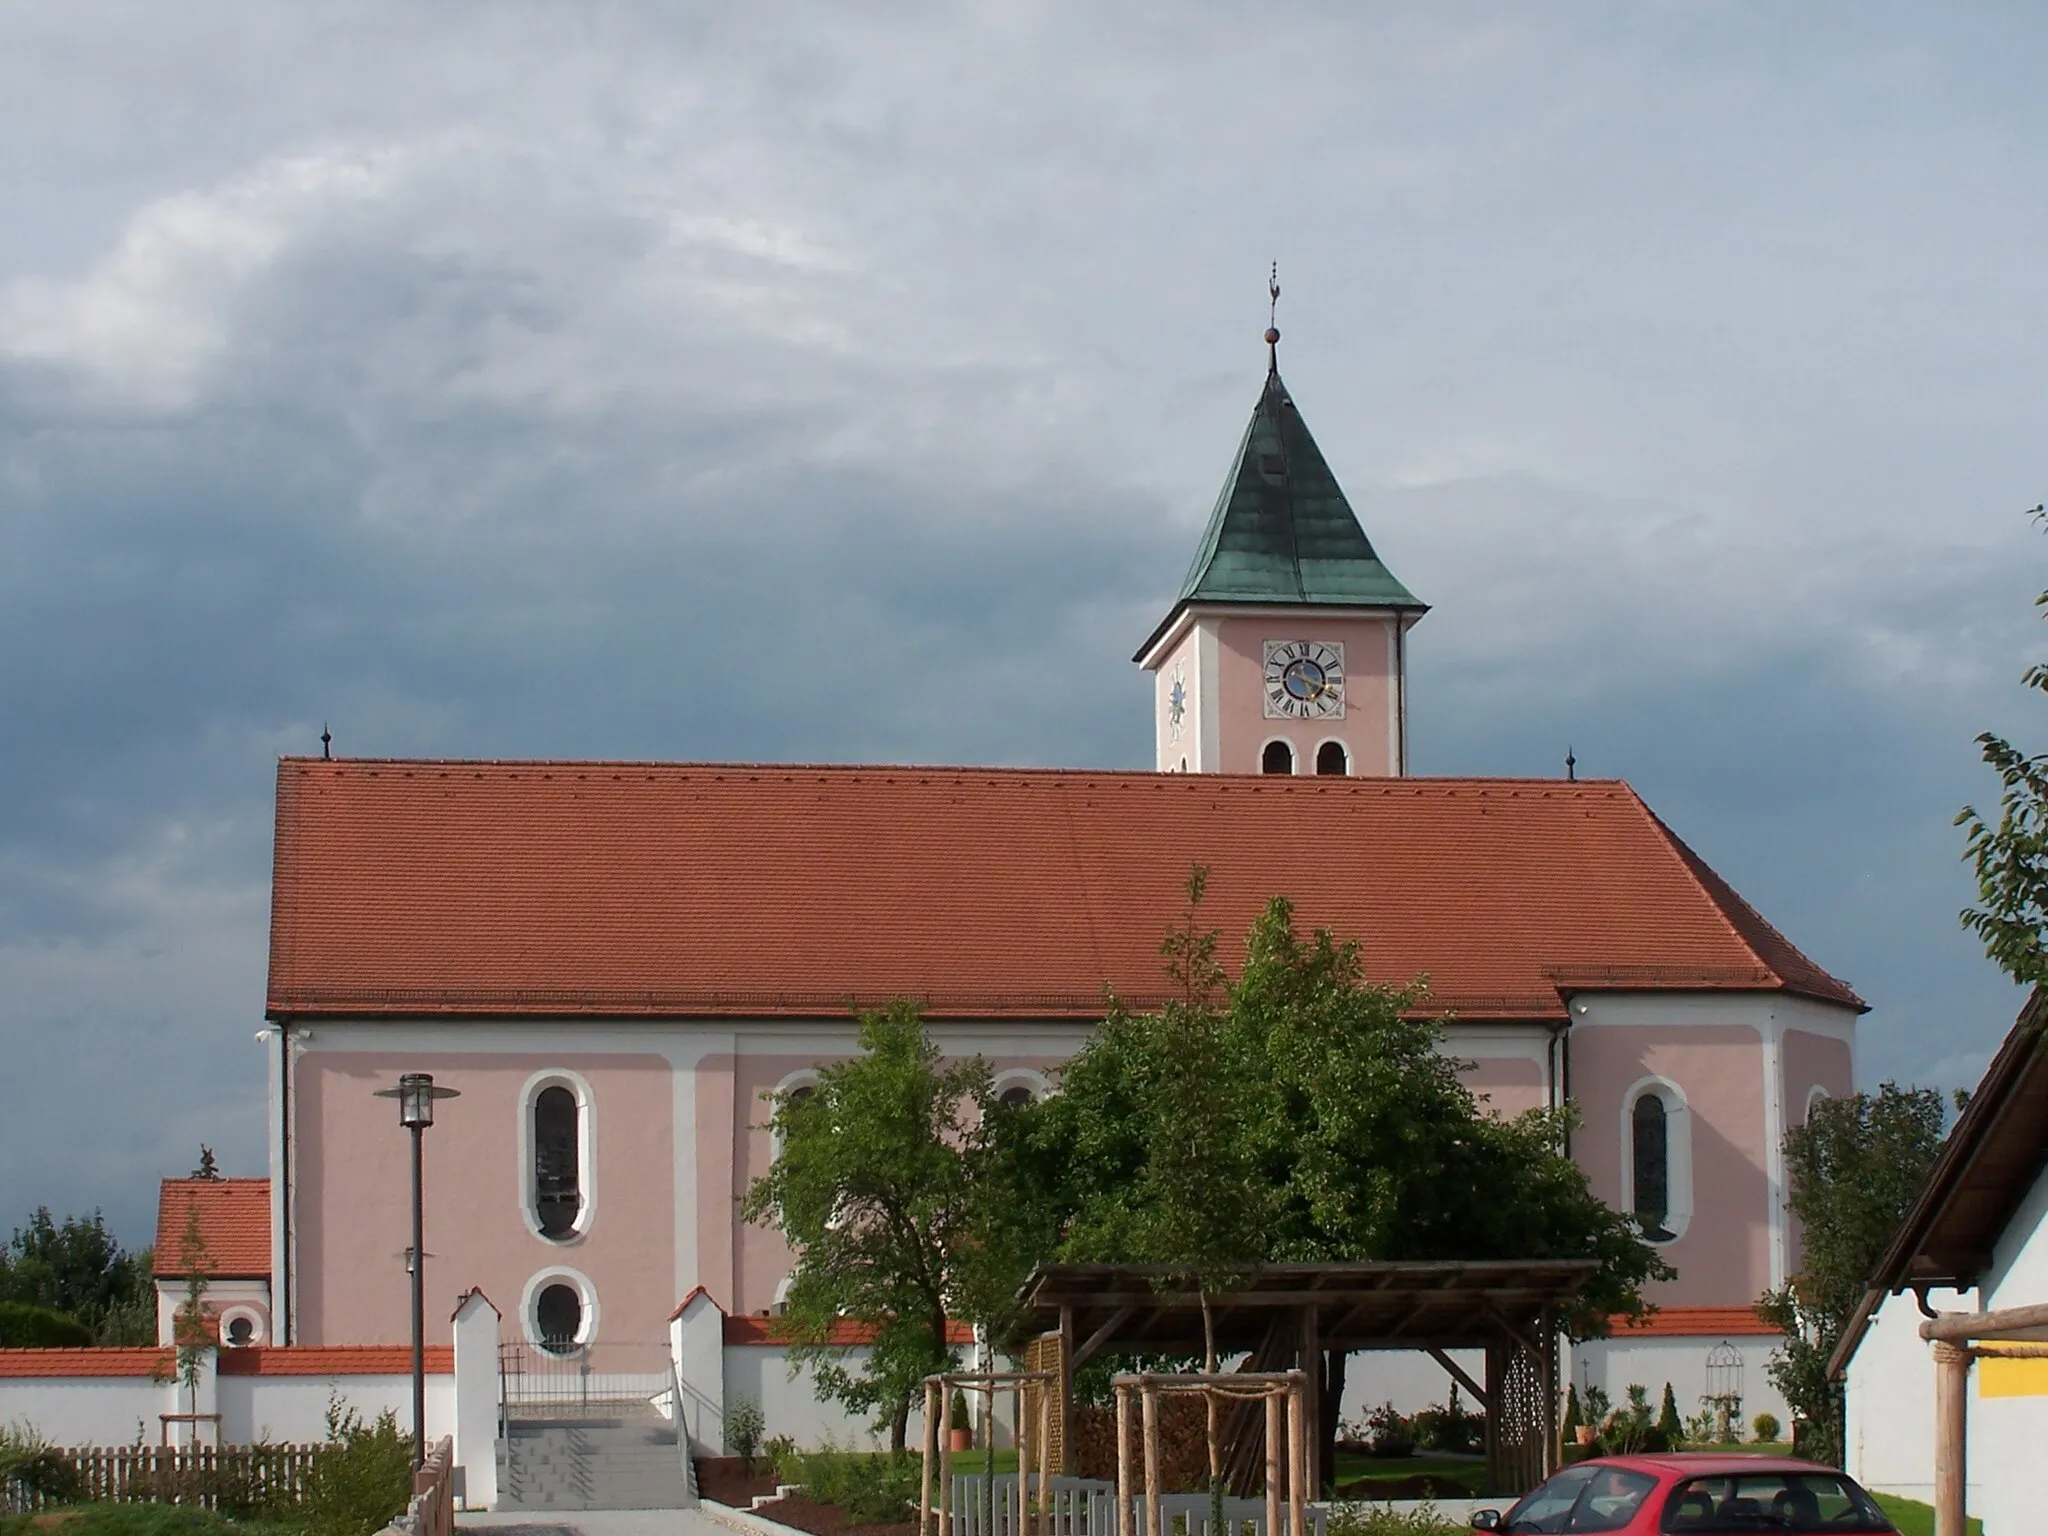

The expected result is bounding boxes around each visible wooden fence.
[944,1474,1333,1536]
[391,1437,454,1536]
[3,1444,327,1514]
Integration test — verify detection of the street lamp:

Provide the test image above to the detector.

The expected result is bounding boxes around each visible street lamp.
[374,1071,459,1466]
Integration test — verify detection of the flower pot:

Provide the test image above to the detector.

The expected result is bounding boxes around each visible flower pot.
[1574,1425,1599,1446]
[948,1428,973,1452]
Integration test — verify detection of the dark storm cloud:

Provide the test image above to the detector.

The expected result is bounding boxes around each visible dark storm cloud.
[2,2,2044,1242]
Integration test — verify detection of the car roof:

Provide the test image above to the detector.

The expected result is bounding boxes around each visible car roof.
[1579,1453,1848,1477]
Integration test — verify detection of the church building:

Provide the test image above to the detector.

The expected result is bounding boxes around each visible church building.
[246,330,1860,1439]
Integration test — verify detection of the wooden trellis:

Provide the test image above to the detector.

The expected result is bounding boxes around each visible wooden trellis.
[920,1369,1058,1536]
[1112,1371,1309,1536]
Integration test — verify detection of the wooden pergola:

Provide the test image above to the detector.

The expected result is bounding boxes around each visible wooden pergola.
[1017,1259,1601,1497]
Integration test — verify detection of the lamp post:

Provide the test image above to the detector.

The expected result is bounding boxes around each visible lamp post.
[375,1072,459,1466]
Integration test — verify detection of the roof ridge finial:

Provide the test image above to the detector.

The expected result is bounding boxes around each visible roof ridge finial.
[1265,262,1281,374]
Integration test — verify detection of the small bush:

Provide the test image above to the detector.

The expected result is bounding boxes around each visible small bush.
[0,1420,83,1507]
[297,1401,413,1536]
[1361,1403,1414,1458]
[1409,1387,1483,1455]
[1752,1412,1782,1444]
[727,1396,766,1473]
[950,1390,971,1431]
[1325,1501,1464,1536]
[790,1446,919,1524]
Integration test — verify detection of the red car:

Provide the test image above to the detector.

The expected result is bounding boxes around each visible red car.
[1467,1453,1897,1533]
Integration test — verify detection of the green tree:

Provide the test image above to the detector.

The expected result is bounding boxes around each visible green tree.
[740,1001,1000,1452]
[1958,503,2048,985]
[1758,1083,1948,1466]
[0,1207,155,1344]
[1016,888,1670,1485]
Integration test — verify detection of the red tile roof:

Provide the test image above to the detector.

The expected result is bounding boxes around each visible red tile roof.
[0,1348,171,1378]
[217,1345,453,1375]
[267,761,1861,1022]
[1615,1306,1775,1338]
[723,1316,976,1347]
[154,1179,271,1279]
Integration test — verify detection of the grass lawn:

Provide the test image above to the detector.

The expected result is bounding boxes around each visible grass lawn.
[1869,1493,1981,1536]
[939,1449,1021,1475]
[1331,1451,1486,1497]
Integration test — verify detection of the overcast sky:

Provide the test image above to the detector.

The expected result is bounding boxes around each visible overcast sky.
[2,2,2041,1249]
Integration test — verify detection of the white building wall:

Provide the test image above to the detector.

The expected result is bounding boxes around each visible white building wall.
[1572,1336,1788,1435]
[1974,1162,2048,1536]
[0,1376,179,1448]
[1844,1286,1976,1508]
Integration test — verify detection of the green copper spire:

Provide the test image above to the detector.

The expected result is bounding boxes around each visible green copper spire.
[1172,363,1421,610]
[1136,319,1423,662]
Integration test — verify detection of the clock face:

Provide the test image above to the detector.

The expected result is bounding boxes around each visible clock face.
[1167,665,1187,740]
[1263,640,1345,719]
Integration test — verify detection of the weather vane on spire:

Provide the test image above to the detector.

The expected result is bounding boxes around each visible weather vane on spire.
[1265,262,1281,371]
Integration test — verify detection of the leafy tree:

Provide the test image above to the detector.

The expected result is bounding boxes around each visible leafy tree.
[169,1209,214,1410]
[741,1001,1001,1452]
[1013,885,1670,1486]
[0,1300,93,1347]
[1758,1083,1948,1466]
[1958,502,2048,985]
[0,1208,155,1344]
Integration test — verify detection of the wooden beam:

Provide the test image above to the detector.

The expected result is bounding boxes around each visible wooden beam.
[1426,1348,1491,1411]
[1921,1301,2048,1342]
[1299,1305,1321,1497]
[1072,1304,1137,1367]
[1059,1306,1077,1475]
[1933,1340,1968,1536]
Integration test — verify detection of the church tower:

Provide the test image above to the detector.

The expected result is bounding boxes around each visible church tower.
[1135,303,1425,776]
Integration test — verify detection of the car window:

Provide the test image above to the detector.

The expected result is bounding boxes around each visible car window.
[1567,1467,1659,1531]
[1662,1471,1892,1532]
[1502,1465,1598,1533]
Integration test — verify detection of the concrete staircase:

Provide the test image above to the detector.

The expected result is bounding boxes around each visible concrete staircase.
[497,1408,697,1511]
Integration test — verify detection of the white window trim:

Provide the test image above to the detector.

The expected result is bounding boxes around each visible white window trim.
[1619,1075,1694,1245]
[217,1305,266,1348]
[1805,1085,1829,1125]
[992,1068,1051,1105]
[1312,737,1350,776]
[518,1069,597,1244]
[1259,737,1299,775]
[773,1272,796,1316]
[522,1266,599,1350]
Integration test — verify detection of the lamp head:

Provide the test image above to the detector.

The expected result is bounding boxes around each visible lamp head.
[376,1072,460,1128]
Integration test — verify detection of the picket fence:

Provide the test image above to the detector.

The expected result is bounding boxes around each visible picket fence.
[3,1443,327,1515]
[944,1474,1331,1536]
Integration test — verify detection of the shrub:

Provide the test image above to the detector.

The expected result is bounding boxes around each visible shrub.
[789,1445,920,1524]
[1324,1501,1464,1536]
[297,1401,413,1536]
[0,1420,83,1507]
[1752,1412,1782,1444]
[727,1396,766,1473]
[763,1434,798,1483]
[1656,1384,1683,1449]
[0,1303,94,1349]
[1362,1403,1415,1458]
[1560,1384,1581,1446]
[1409,1387,1483,1455]
[950,1389,971,1431]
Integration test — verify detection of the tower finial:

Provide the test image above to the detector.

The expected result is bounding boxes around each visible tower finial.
[1565,745,1577,782]
[321,723,332,760]
[1265,262,1281,372]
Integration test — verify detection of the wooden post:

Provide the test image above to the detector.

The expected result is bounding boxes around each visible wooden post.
[1116,1382,1133,1536]
[1037,1374,1053,1528]
[1141,1378,1162,1536]
[924,1380,941,1536]
[1298,1306,1321,1498]
[940,1378,955,1536]
[1016,1381,1030,1536]
[1286,1377,1306,1536]
[1933,1341,1969,1536]
[1059,1307,1077,1475]
[1263,1387,1282,1536]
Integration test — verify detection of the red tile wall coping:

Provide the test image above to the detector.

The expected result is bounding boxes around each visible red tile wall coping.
[0,1349,173,1378]
[216,1346,454,1375]
[722,1316,976,1347]
[1614,1306,1776,1338]
[268,762,1862,1023]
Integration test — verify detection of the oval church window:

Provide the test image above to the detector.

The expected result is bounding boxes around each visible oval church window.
[1631,1093,1674,1242]
[533,1085,581,1240]
[536,1283,583,1354]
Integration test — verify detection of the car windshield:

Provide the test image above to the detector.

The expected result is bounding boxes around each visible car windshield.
[1497,1465,1657,1534]
[1661,1470,1892,1531]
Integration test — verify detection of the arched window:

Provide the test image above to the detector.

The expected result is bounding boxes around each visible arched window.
[1805,1086,1829,1126]
[535,1282,583,1354]
[998,1086,1033,1109]
[1262,740,1295,775]
[533,1086,580,1240]
[1315,741,1348,776]
[1631,1095,1672,1241]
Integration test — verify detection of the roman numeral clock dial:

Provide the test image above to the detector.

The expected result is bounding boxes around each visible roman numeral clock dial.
[1262,640,1346,720]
